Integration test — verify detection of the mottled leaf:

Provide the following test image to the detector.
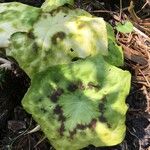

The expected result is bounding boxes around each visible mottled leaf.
[22,55,131,150]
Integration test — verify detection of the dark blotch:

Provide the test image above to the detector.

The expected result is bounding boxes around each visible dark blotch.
[27,32,35,39]
[56,88,64,96]
[78,81,85,90]
[99,115,107,123]
[50,94,58,102]
[76,124,86,130]
[99,103,105,113]
[69,129,77,139]
[59,123,65,136]
[40,108,47,113]
[32,43,38,54]
[50,88,64,102]
[71,57,80,62]
[88,82,100,90]
[67,83,78,92]
[58,114,66,122]
[51,32,66,44]
[70,48,74,52]
[107,123,111,128]
[37,97,42,102]
[53,105,62,114]
[88,119,97,129]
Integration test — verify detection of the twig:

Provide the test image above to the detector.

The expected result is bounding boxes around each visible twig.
[34,136,46,148]
[119,0,122,20]
[133,27,150,40]
[9,119,33,148]
[89,10,115,13]
[128,1,142,23]
[132,81,150,88]
[142,0,150,9]
[127,127,141,140]
[138,69,150,87]
[26,125,41,134]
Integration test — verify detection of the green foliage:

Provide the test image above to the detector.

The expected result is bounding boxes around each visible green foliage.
[0,2,41,48]
[115,21,134,33]
[105,23,124,66]
[22,55,131,149]
[6,6,108,77]
[0,1,131,149]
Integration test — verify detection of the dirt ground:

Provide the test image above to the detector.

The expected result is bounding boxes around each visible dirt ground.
[0,0,150,150]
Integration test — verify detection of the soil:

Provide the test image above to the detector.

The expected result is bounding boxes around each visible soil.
[0,0,149,150]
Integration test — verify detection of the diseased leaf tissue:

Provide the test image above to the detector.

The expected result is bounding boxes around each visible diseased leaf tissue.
[0,0,131,149]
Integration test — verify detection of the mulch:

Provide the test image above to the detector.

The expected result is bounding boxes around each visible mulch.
[0,0,149,150]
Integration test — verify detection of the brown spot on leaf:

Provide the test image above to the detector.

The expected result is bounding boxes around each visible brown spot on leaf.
[50,93,58,102]
[70,48,74,52]
[58,114,66,122]
[67,83,78,92]
[51,32,66,44]
[27,32,35,39]
[88,82,100,90]
[53,105,62,114]
[59,123,65,136]
[67,81,85,92]
[69,129,77,139]
[40,108,47,113]
[99,103,105,113]
[71,57,80,62]
[78,81,85,90]
[32,43,38,54]
[88,119,97,129]
[99,115,107,123]
[54,105,66,136]
[50,88,64,102]
[107,123,111,128]
[76,124,86,130]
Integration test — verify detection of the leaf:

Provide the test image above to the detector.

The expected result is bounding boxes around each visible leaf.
[33,8,108,58]
[0,2,41,48]
[6,32,40,76]
[116,21,134,33]
[22,55,131,150]
[105,23,124,66]
[7,7,108,77]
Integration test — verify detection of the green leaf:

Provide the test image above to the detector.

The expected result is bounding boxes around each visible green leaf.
[33,7,108,60]
[22,55,131,150]
[0,2,41,48]
[105,23,124,66]
[6,32,40,76]
[7,7,108,77]
[116,21,134,33]
[0,2,131,149]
